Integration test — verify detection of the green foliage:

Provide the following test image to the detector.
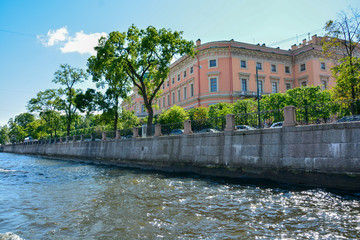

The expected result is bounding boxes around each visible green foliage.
[207,103,233,129]
[8,118,27,143]
[232,99,258,126]
[53,64,88,136]
[158,105,188,125]
[187,107,209,121]
[120,108,140,129]
[0,125,9,145]
[94,25,195,135]
[14,113,35,129]
[331,56,360,114]
[260,93,287,123]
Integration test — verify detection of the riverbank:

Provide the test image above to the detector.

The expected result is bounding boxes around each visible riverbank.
[4,122,360,190]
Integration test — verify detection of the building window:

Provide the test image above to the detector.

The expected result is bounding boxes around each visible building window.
[258,80,263,93]
[300,81,307,87]
[286,83,292,90]
[271,81,278,93]
[321,80,327,90]
[240,60,246,68]
[172,78,174,84]
[209,59,217,68]
[167,95,170,105]
[177,89,181,102]
[190,66,194,74]
[167,81,169,87]
[300,63,306,72]
[321,62,326,70]
[256,62,262,70]
[183,70,187,78]
[158,100,160,108]
[190,83,194,97]
[163,97,165,107]
[241,78,247,91]
[285,66,290,74]
[172,92,175,104]
[183,86,187,99]
[177,74,180,82]
[271,64,277,72]
[210,78,218,92]
[162,84,164,89]
[141,105,145,113]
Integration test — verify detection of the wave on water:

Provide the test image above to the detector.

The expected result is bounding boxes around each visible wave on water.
[0,232,25,240]
[0,169,17,173]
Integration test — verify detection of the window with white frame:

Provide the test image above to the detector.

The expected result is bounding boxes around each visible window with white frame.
[300,80,307,87]
[190,66,194,74]
[183,70,187,78]
[271,81,278,93]
[141,105,145,113]
[286,83,292,90]
[256,62,262,70]
[300,63,306,72]
[183,86,187,99]
[177,74,180,82]
[241,78,247,91]
[210,77,218,92]
[321,62,326,70]
[172,77,175,84]
[167,81,169,87]
[321,80,327,90]
[240,60,247,68]
[271,64,277,72]
[158,100,161,108]
[177,89,181,102]
[167,95,170,105]
[285,66,291,74]
[163,97,165,107]
[190,83,194,97]
[209,59,217,68]
[172,92,175,104]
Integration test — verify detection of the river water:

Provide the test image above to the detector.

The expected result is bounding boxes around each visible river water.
[0,153,359,239]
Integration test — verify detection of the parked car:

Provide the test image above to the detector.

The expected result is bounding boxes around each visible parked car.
[199,128,220,133]
[270,122,283,128]
[170,129,184,135]
[336,115,360,123]
[236,125,255,131]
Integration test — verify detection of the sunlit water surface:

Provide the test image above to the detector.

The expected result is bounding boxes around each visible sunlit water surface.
[0,153,359,239]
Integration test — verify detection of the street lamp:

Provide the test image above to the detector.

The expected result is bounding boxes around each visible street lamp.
[256,65,261,128]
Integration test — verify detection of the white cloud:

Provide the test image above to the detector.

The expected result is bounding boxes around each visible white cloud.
[38,27,69,46]
[60,31,107,55]
[37,27,107,55]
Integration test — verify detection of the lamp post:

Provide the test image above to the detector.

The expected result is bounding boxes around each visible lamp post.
[256,66,261,128]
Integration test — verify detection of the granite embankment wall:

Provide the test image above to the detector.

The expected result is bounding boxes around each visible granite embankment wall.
[3,122,360,190]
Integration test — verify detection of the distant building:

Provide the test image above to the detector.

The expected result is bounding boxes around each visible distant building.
[122,35,336,117]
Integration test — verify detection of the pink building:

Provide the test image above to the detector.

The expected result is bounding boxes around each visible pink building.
[123,35,336,117]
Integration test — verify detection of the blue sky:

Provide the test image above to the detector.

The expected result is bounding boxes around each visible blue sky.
[0,0,359,126]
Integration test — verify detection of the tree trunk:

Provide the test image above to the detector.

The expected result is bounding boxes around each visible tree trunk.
[146,107,154,137]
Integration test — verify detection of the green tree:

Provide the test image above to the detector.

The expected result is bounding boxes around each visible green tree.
[331,56,360,114]
[323,9,360,114]
[260,93,287,124]
[232,99,258,126]
[14,113,35,129]
[87,50,131,131]
[0,125,9,145]
[208,102,233,130]
[94,25,195,135]
[158,105,188,125]
[53,64,88,136]
[27,89,62,138]
[286,86,333,124]
[8,118,26,143]
[119,108,140,129]
[187,107,209,121]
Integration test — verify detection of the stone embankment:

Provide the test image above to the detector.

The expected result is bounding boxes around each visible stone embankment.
[4,121,360,190]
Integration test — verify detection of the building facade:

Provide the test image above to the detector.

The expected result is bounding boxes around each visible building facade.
[123,35,336,117]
